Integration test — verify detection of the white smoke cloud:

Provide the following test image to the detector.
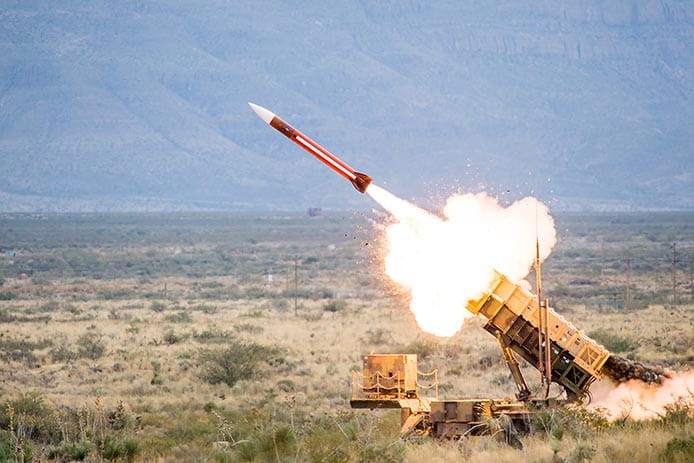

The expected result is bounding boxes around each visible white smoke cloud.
[589,372,694,421]
[368,185,556,337]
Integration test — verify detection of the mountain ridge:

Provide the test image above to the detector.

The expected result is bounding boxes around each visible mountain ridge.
[0,1,692,211]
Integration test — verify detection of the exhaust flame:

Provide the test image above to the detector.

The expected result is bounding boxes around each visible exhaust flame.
[367,184,556,337]
[589,372,694,421]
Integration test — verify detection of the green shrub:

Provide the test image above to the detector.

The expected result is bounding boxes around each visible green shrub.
[0,429,34,462]
[77,333,106,360]
[0,392,61,444]
[199,281,224,289]
[95,435,140,462]
[189,304,218,314]
[277,379,295,392]
[392,339,439,359]
[361,328,393,345]
[46,441,90,461]
[151,361,164,385]
[301,413,403,463]
[163,330,186,345]
[0,308,15,322]
[49,345,78,363]
[660,398,693,427]
[0,292,16,301]
[125,323,140,334]
[149,301,167,312]
[660,436,694,463]
[198,342,282,388]
[234,323,264,334]
[165,312,193,323]
[122,438,141,463]
[193,328,232,344]
[98,435,123,461]
[0,336,52,364]
[323,299,348,312]
[38,301,61,312]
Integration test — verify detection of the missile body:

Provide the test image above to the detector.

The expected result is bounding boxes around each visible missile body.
[249,103,372,193]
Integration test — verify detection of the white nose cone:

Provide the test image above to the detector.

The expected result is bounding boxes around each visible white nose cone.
[248,102,276,124]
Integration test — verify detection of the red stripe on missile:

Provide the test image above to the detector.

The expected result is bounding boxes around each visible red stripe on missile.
[249,102,372,193]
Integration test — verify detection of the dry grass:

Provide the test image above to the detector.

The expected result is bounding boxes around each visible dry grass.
[1,278,691,461]
[0,212,692,461]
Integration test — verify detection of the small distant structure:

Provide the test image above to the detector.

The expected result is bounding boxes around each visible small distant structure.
[307,207,322,217]
[4,250,17,258]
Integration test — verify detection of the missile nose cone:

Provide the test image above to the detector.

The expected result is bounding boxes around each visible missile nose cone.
[248,102,276,125]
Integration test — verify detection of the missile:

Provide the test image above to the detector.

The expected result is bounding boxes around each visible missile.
[249,102,372,193]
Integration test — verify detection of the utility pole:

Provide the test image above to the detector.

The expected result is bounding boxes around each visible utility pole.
[535,238,544,388]
[672,243,677,307]
[294,257,299,316]
[625,251,631,310]
[689,255,693,303]
[600,239,605,279]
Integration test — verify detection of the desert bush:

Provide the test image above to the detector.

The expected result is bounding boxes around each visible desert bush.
[151,361,164,385]
[199,281,224,289]
[241,308,264,318]
[0,392,61,445]
[235,323,264,334]
[323,299,348,312]
[96,435,140,462]
[149,301,167,312]
[272,299,289,311]
[165,312,193,323]
[192,328,233,344]
[49,344,79,363]
[0,308,15,322]
[189,303,218,314]
[77,333,106,360]
[38,300,61,312]
[163,330,187,345]
[125,323,140,334]
[0,335,52,365]
[198,342,282,388]
[46,441,90,461]
[392,339,439,360]
[566,441,597,463]
[659,397,694,427]
[361,328,393,345]
[0,429,34,462]
[276,379,295,392]
[98,289,131,300]
[65,304,81,315]
[532,406,608,444]
[301,412,404,463]
[660,435,694,463]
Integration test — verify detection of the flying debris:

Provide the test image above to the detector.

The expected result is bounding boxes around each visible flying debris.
[249,102,372,193]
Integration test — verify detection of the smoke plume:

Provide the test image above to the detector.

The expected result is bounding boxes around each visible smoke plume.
[589,371,694,421]
[602,355,670,385]
[367,185,556,337]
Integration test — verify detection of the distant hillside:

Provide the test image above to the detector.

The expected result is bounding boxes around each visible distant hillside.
[1,1,692,211]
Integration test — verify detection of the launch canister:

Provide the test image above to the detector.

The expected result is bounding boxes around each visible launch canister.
[249,102,372,193]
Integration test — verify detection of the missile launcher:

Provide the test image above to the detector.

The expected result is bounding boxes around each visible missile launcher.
[351,271,621,440]
[466,271,610,400]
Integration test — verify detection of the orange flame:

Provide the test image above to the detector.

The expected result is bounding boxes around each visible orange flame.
[368,185,556,337]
